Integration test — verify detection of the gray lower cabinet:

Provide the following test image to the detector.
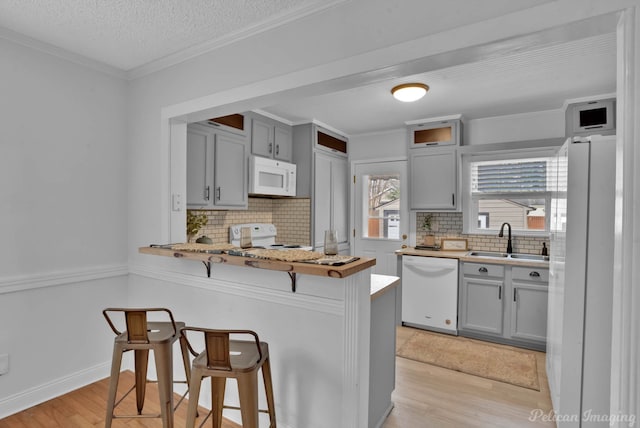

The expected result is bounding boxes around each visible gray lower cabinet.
[510,266,549,343]
[459,261,548,351]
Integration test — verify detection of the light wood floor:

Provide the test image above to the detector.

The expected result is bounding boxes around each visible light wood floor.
[1,327,554,427]
[0,370,241,428]
[382,326,555,427]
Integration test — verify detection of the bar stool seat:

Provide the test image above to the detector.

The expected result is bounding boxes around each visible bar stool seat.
[182,327,276,428]
[103,307,191,428]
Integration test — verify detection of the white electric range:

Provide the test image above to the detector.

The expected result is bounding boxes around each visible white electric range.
[229,223,312,250]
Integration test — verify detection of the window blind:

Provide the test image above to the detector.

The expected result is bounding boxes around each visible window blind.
[471,159,548,194]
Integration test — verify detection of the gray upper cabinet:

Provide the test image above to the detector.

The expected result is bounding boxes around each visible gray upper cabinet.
[274,126,292,161]
[187,123,248,210]
[408,119,461,148]
[410,149,458,210]
[213,131,248,207]
[249,113,293,162]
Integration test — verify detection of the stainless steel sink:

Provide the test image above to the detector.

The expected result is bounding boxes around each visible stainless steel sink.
[467,251,549,262]
[468,251,508,258]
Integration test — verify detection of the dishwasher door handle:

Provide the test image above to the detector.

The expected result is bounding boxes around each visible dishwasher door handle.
[404,263,457,275]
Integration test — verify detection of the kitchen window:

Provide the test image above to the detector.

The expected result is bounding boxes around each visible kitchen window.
[462,149,559,235]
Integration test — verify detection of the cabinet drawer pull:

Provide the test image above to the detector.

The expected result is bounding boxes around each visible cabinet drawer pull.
[478,267,488,273]
[529,271,540,278]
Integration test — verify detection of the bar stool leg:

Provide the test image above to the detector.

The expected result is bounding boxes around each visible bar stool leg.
[237,372,259,428]
[186,368,204,428]
[134,349,149,414]
[105,343,124,428]
[211,377,226,428]
[154,343,175,428]
[262,358,277,427]
[179,333,191,387]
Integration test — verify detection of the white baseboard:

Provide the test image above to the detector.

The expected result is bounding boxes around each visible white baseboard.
[0,264,128,294]
[0,362,111,419]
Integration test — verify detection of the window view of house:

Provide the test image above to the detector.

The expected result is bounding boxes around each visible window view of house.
[364,174,400,239]
[470,157,558,233]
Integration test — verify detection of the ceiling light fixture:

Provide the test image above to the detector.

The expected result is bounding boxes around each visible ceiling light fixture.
[391,83,429,102]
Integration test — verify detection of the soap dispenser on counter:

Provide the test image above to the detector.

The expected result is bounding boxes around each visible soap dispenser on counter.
[541,242,548,256]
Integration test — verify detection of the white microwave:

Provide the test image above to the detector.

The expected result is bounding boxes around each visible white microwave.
[249,156,297,197]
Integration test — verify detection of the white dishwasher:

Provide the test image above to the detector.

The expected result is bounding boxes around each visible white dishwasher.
[402,255,459,334]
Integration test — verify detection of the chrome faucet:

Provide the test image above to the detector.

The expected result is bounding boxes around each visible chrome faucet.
[498,222,513,254]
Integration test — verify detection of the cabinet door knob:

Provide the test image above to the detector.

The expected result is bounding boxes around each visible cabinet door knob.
[529,271,540,278]
[479,267,488,273]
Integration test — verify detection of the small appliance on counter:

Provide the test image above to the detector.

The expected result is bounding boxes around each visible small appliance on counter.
[414,244,441,251]
[229,223,312,250]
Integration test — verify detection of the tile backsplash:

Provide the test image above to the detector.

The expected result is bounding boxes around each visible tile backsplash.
[416,212,549,255]
[189,197,311,245]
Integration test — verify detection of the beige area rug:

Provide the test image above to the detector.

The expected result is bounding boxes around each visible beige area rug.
[397,329,540,391]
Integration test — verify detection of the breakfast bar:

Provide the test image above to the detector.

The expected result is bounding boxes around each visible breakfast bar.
[138,246,396,428]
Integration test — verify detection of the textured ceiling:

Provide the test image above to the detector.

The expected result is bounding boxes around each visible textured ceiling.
[0,0,328,71]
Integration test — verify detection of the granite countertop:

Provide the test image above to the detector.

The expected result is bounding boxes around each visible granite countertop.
[396,247,549,267]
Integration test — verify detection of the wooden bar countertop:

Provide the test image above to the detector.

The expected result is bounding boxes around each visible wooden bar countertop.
[139,246,376,279]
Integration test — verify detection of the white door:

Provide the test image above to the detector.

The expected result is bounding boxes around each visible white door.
[353,160,408,275]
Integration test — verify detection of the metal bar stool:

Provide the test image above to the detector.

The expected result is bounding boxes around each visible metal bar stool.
[102,307,191,428]
[182,327,276,428]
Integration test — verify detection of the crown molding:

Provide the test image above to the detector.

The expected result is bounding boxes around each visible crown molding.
[0,26,127,79]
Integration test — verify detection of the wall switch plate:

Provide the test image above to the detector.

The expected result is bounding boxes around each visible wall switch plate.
[172,193,182,211]
[0,354,8,375]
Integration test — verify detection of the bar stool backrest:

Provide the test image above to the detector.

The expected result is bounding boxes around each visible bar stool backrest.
[182,327,263,371]
[126,310,149,343]
[103,307,179,344]
[205,331,231,370]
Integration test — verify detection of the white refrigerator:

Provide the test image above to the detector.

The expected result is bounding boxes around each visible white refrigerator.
[546,135,616,427]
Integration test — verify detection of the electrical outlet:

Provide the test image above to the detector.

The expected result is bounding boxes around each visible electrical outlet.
[0,354,8,375]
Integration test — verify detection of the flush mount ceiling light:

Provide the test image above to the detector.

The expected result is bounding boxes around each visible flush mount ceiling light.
[391,83,429,102]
